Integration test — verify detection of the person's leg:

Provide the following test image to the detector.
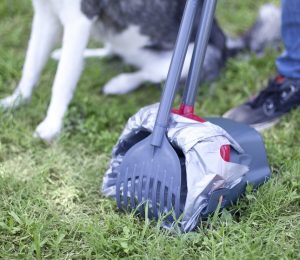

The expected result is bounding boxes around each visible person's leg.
[223,1,300,131]
[276,0,300,79]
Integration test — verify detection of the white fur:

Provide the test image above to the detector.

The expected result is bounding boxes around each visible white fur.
[51,47,112,60]
[103,43,195,95]
[1,0,61,109]
[1,0,93,141]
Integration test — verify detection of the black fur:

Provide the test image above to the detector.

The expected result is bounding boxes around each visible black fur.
[81,0,226,53]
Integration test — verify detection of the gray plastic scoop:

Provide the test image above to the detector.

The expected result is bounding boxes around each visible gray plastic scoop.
[113,0,271,230]
[116,0,201,219]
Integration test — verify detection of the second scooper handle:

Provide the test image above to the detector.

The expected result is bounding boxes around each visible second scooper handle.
[151,0,200,147]
[183,0,217,107]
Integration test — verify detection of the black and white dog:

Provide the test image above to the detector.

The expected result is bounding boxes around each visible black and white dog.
[0,0,281,141]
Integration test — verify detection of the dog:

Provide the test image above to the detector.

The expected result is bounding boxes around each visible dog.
[0,0,281,142]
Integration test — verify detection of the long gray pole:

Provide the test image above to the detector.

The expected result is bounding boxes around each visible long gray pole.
[151,0,199,147]
[183,0,217,106]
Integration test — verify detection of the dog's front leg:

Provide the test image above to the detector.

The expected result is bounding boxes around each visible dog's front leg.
[34,17,93,142]
[0,5,61,109]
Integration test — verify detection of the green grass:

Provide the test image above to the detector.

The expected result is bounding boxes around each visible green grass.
[1,0,300,259]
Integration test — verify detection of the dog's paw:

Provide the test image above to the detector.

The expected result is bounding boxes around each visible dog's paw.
[0,93,27,109]
[33,118,62,143]
[103,74,142,95]
[51,49,62,61]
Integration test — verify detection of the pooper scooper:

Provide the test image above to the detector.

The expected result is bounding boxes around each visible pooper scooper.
[113,0,271,225]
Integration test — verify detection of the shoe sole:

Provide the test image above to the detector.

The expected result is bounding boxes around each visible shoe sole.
[250,118,280,132]
[223,109,280,132]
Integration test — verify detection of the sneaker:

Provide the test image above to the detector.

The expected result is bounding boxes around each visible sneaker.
[223,75,300,131]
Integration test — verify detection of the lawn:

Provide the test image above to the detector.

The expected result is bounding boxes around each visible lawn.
[1,0,300,259]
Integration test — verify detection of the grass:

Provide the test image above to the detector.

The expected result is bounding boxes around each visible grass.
[1,0,300,259]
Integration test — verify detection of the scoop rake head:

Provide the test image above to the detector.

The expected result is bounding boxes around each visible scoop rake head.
[115,0,201,222]
[116,135,182,220]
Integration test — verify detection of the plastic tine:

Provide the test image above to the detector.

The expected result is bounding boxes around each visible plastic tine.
[175,185,181,218]
[137,164,145,214]
[151,0,200,147]
[182,0,218,107]
[151,166,160,218]
[159,171,167,215]
[116,171,123,209]
[123,168,130,209]
[144,176,152,218]
[129,165,136,209]
[167,177,174,213]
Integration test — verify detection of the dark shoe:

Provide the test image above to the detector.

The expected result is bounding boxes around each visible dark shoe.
[223,75,300,131]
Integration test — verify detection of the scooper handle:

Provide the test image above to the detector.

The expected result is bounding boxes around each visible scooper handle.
[182,0,217,107]
[179,0,230,162]
[151,0,200,147]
